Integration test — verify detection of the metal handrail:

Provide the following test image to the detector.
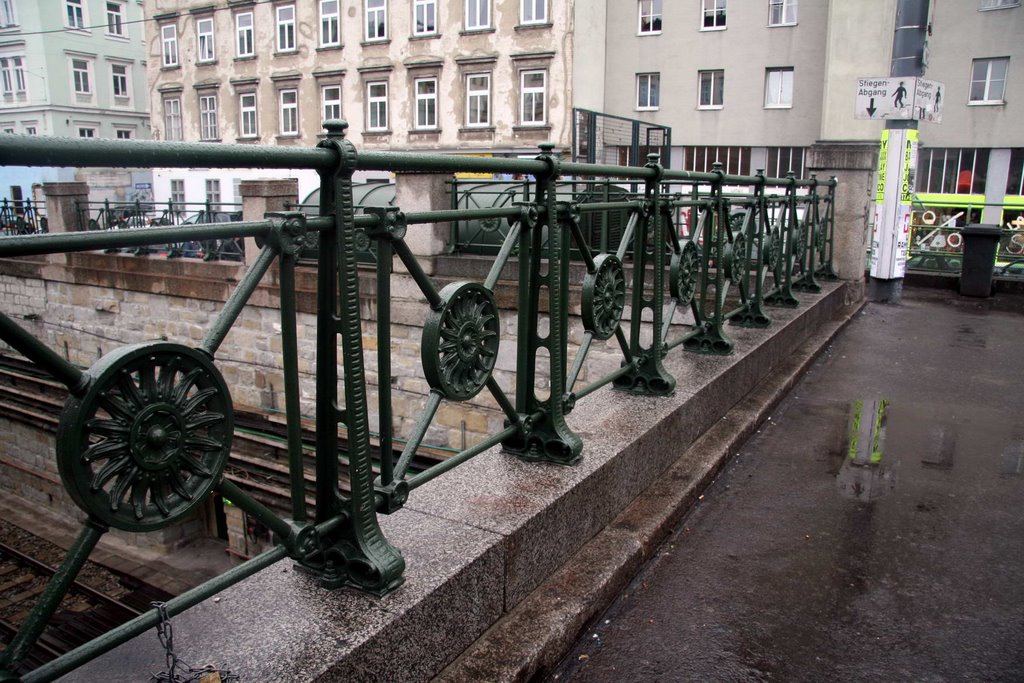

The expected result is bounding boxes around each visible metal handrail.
[0,122,837,682]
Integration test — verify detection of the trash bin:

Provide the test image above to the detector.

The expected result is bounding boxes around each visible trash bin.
[959,224,1001,297]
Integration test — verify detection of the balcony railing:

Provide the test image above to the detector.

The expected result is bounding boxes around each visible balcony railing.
[0,123,836,682]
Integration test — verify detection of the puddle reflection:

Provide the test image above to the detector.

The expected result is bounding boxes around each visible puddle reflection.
[1002,439,1024,476]
[836,399,895,502]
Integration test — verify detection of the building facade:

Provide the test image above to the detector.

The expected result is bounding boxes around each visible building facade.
[0,0,152,202]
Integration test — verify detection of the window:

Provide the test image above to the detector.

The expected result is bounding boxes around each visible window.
[636,73,660,110]
[277,5,296,51]
[111,63,130,100]
[466,0,490,29]
[366,0,386,41]
[764,67,793,108]
[115,128,132,139]
[78,127,96,138]
[236,12,254,57]
[522,0,546,24]
[766,147,805,177]
[322,85,342,121]
[239,92,258,137]
[170,179,185,209]
[199,94,219,140]
[0,57,26,96]
[768,0,797,25]
[1,127,14,134]
[24,126,36,135]
[0,0,17,27]
[414,0,436,35]
[466,73,490,126]
[279,88,298,135]
[320,0,340,46]
[197,18,215,62]
[970,57,1008,104]
[161,25,178,67]
[206,179,221,212]
[164,97,182,140]
[71,59,91,95]
[65,0,85,29]
[917,148,989,194]
[979,0,1019,8]
[702,0,726,29]
[1006,149,1024,195]
[638,0,662,33]
[106,2,125,36]
[367,81,388,131]
[415,77,437,129]
[698,69,724,108]
[684,146,751,175]
[520,70,546,126]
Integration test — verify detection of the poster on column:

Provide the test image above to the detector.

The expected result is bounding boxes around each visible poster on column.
[870,128,918,279]
[869,130,889,275]
[895,130,919,276]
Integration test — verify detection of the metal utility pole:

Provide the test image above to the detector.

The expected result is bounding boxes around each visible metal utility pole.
[869,0,930,304]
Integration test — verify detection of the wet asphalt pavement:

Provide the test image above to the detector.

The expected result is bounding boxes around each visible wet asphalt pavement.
[550,288,1024,682]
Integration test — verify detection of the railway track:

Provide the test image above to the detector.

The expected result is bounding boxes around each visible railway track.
[0,540,172,675]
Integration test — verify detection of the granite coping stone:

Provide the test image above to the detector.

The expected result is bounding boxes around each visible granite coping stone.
[59,282,845,682]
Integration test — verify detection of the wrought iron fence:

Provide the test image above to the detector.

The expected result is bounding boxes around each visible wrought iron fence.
[0,125,836,682]
[0,199,46,236]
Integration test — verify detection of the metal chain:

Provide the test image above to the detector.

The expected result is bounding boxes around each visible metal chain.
[150,602,239,683]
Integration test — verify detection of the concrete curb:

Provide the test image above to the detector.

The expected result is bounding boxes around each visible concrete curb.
[433,291,866,682]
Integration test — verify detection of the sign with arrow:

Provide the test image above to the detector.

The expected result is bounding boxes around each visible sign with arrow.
[854,77,944,122]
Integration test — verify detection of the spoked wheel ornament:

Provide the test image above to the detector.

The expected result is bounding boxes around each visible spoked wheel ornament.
[671,240,700,306]
[422,281,500,401]
[56,342,233,532]
[582,254,626,340]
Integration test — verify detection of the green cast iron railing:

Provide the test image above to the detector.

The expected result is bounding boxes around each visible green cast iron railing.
[0,123,836,682]
[0,199,46,236]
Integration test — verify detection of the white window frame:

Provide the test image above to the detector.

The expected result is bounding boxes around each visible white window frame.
[521,0,547,25]
[236,12,254,57]
[636,72,660,110]
[698,69,724,109]
[111,62,130,102]
[161,24,179,67]
[206,179,221,211]
[164,97,182,140]
[277,5,296,52]
[24,125,36,135]
[702,0,727,30]
[170,179,186,208]
[413,0,437,35]
[65,0,86,30]
[239,92,258,137]
[70,58,92,97]
[638,0,662,34]
[366,81,388,131]
[466,0,490,30]
[520,69,547,126]
[764,67,793,108]
[279,88,299,136]
[320,0,340,47]
[768,0,797,26]
[105,1,125,36]
[969,57,1009,104]
[366,0,387,41]
[115,128,133,139]
[199,93,219,140]
[196,17,215,62]
[78,126,96,138]
[414,77,438,130]
[466,73,491,127]
[322,85,342,121]
[0,0,17,28]
[979,0,1020,9]
[0,56,26,97]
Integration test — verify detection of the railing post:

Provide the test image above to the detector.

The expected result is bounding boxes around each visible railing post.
[42,182,89,233]
[238,179,299,263]
[765,173,801,307]
[728,170,772,328]
[503,143,582,465]
[817,177,840,280]
[614,153,676,392]
[794,174,823,293]
[306,119,404,595]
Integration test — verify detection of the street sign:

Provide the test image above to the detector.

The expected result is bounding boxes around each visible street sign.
[134,182,152,189]
[855,77,944,123]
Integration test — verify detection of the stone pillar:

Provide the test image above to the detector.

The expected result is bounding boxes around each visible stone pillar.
[41,182,90,233]
[238,179,299,262]
[393,172,453,275]
[806,141,878,301]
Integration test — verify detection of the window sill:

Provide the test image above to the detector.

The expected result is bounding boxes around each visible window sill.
[199,138,222,143]
[361,39,390,47]
[767,22,797,27]
[235,136,259,143]
[363,130,392,137]
[234,55,257,62]
[697,105,723,111]
[967,100,1005,106]
[409,33,440,41]
[513,124,551,132]
[459,126,494,135]
[460,27,496,36]
[410,129,442,137]
[105,33,130,41]
[196,60,218,67]
[274,50,298,57]
[764,104,792,109]
[700,26,727,32]
[636,106,660,112]
[637,30,662,36]
[516,22,552,31]
[316,44,343,52]
[160,64,181,71]
[275,134,300,143]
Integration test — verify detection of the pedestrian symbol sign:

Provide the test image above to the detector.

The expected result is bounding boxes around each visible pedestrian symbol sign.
[855,77,944,123]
